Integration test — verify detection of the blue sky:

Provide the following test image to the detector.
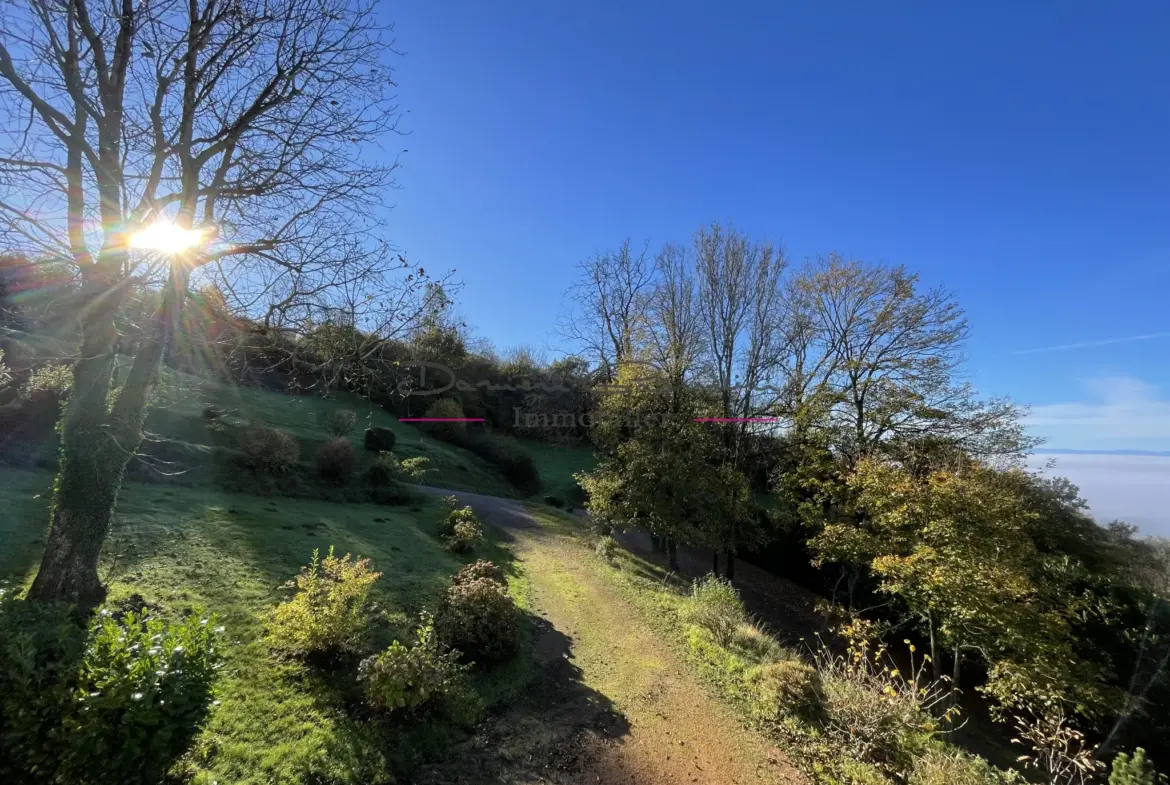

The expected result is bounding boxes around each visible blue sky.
[377,1,1170,453]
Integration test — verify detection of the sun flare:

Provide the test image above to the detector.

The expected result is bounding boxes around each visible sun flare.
[129,222,206,253]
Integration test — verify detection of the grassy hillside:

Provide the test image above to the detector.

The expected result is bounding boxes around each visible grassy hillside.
[139,370,520,497]
[0,469,535,784]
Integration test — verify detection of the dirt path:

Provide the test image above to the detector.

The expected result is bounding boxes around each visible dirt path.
[417,488,804,785]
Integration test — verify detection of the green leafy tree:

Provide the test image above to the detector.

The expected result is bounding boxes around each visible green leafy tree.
[836,457,1115,718]
[578,364,762,570]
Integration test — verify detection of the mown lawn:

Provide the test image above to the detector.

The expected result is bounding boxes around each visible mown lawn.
[143,369,523,498]
[0,469,534,785]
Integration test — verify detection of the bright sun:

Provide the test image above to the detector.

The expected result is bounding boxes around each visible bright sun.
[129,222,205,253]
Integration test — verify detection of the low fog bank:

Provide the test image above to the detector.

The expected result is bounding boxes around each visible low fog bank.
[1027,453,1170,538]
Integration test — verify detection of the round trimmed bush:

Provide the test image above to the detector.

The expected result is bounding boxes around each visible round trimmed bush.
[239,425,299,474]
[363,426,396,452]
[435,578,520,663]
[316,437,358,483]
[452,560,506,587]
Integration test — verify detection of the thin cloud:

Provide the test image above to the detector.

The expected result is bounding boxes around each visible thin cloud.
[1011,331,1170,355]
[1025,377,1170,444]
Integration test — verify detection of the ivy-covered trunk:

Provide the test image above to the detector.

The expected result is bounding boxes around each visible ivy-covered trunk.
[27,260,186,606]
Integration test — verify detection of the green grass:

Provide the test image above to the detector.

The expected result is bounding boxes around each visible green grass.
[141,368,522,498]
[0,469,535,785]
[512,439,596,499]
[131,366,598,500]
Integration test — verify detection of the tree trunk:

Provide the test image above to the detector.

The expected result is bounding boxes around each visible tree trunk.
[725,551,735,581]
[712,550,719,576]
[928,612,942,683]
[952,643,962,695]
[25,397,126,607]
[28,258,185,606]
[667,538,680,572]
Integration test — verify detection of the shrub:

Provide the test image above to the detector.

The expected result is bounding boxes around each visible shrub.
[840,760,896,785]
[363,425,396,452]
[452,560,507,587]
[366,453,430,488]
[681,575,746,646]
[743,659,824,725]
[0,590,223,785]
[444,519,482,553]
[57,610,223,784]
[909,746,1019,785]
[1111,749,1164,785]
[730,622,792,664]
[239,425,299,474]
[423,398,467,442]
[316,436,358,483]
[471,436,540,494]
[435,577,521,663]
[358,614,477,722]
[565,478,588,509]
[543,494,564,508]
[595,534,618,562]
[439,506,483,552]
[324,408,358,437]
[813,638,956,770]
[20,362,72,398]
[268,547,381,660]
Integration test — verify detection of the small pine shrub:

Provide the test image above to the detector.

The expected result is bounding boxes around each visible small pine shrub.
[681,575,746,646]
[543,494,564,508]
[316,436,358,483]
[358,614,477,722]
[0,590,223,785]
[743,659,824,725]
[268,547,381,660]
[439,506,483,552]
[452,560,507,587]
[435,577,521,663]
[323,408,358,437]
[1111,749,1164,785]
[239,425,299,474]
[595,534,618,562]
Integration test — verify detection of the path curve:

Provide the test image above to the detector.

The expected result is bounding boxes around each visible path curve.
[419,487,804,785]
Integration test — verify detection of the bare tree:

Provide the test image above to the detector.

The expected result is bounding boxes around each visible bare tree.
[0,0,431,603]
[558,238,654,376]
[645,241,702,399]
[792,254,1030,462]
[694,222,788,459]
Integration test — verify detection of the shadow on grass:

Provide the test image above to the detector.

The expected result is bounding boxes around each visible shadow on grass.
[411,611,631,784]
